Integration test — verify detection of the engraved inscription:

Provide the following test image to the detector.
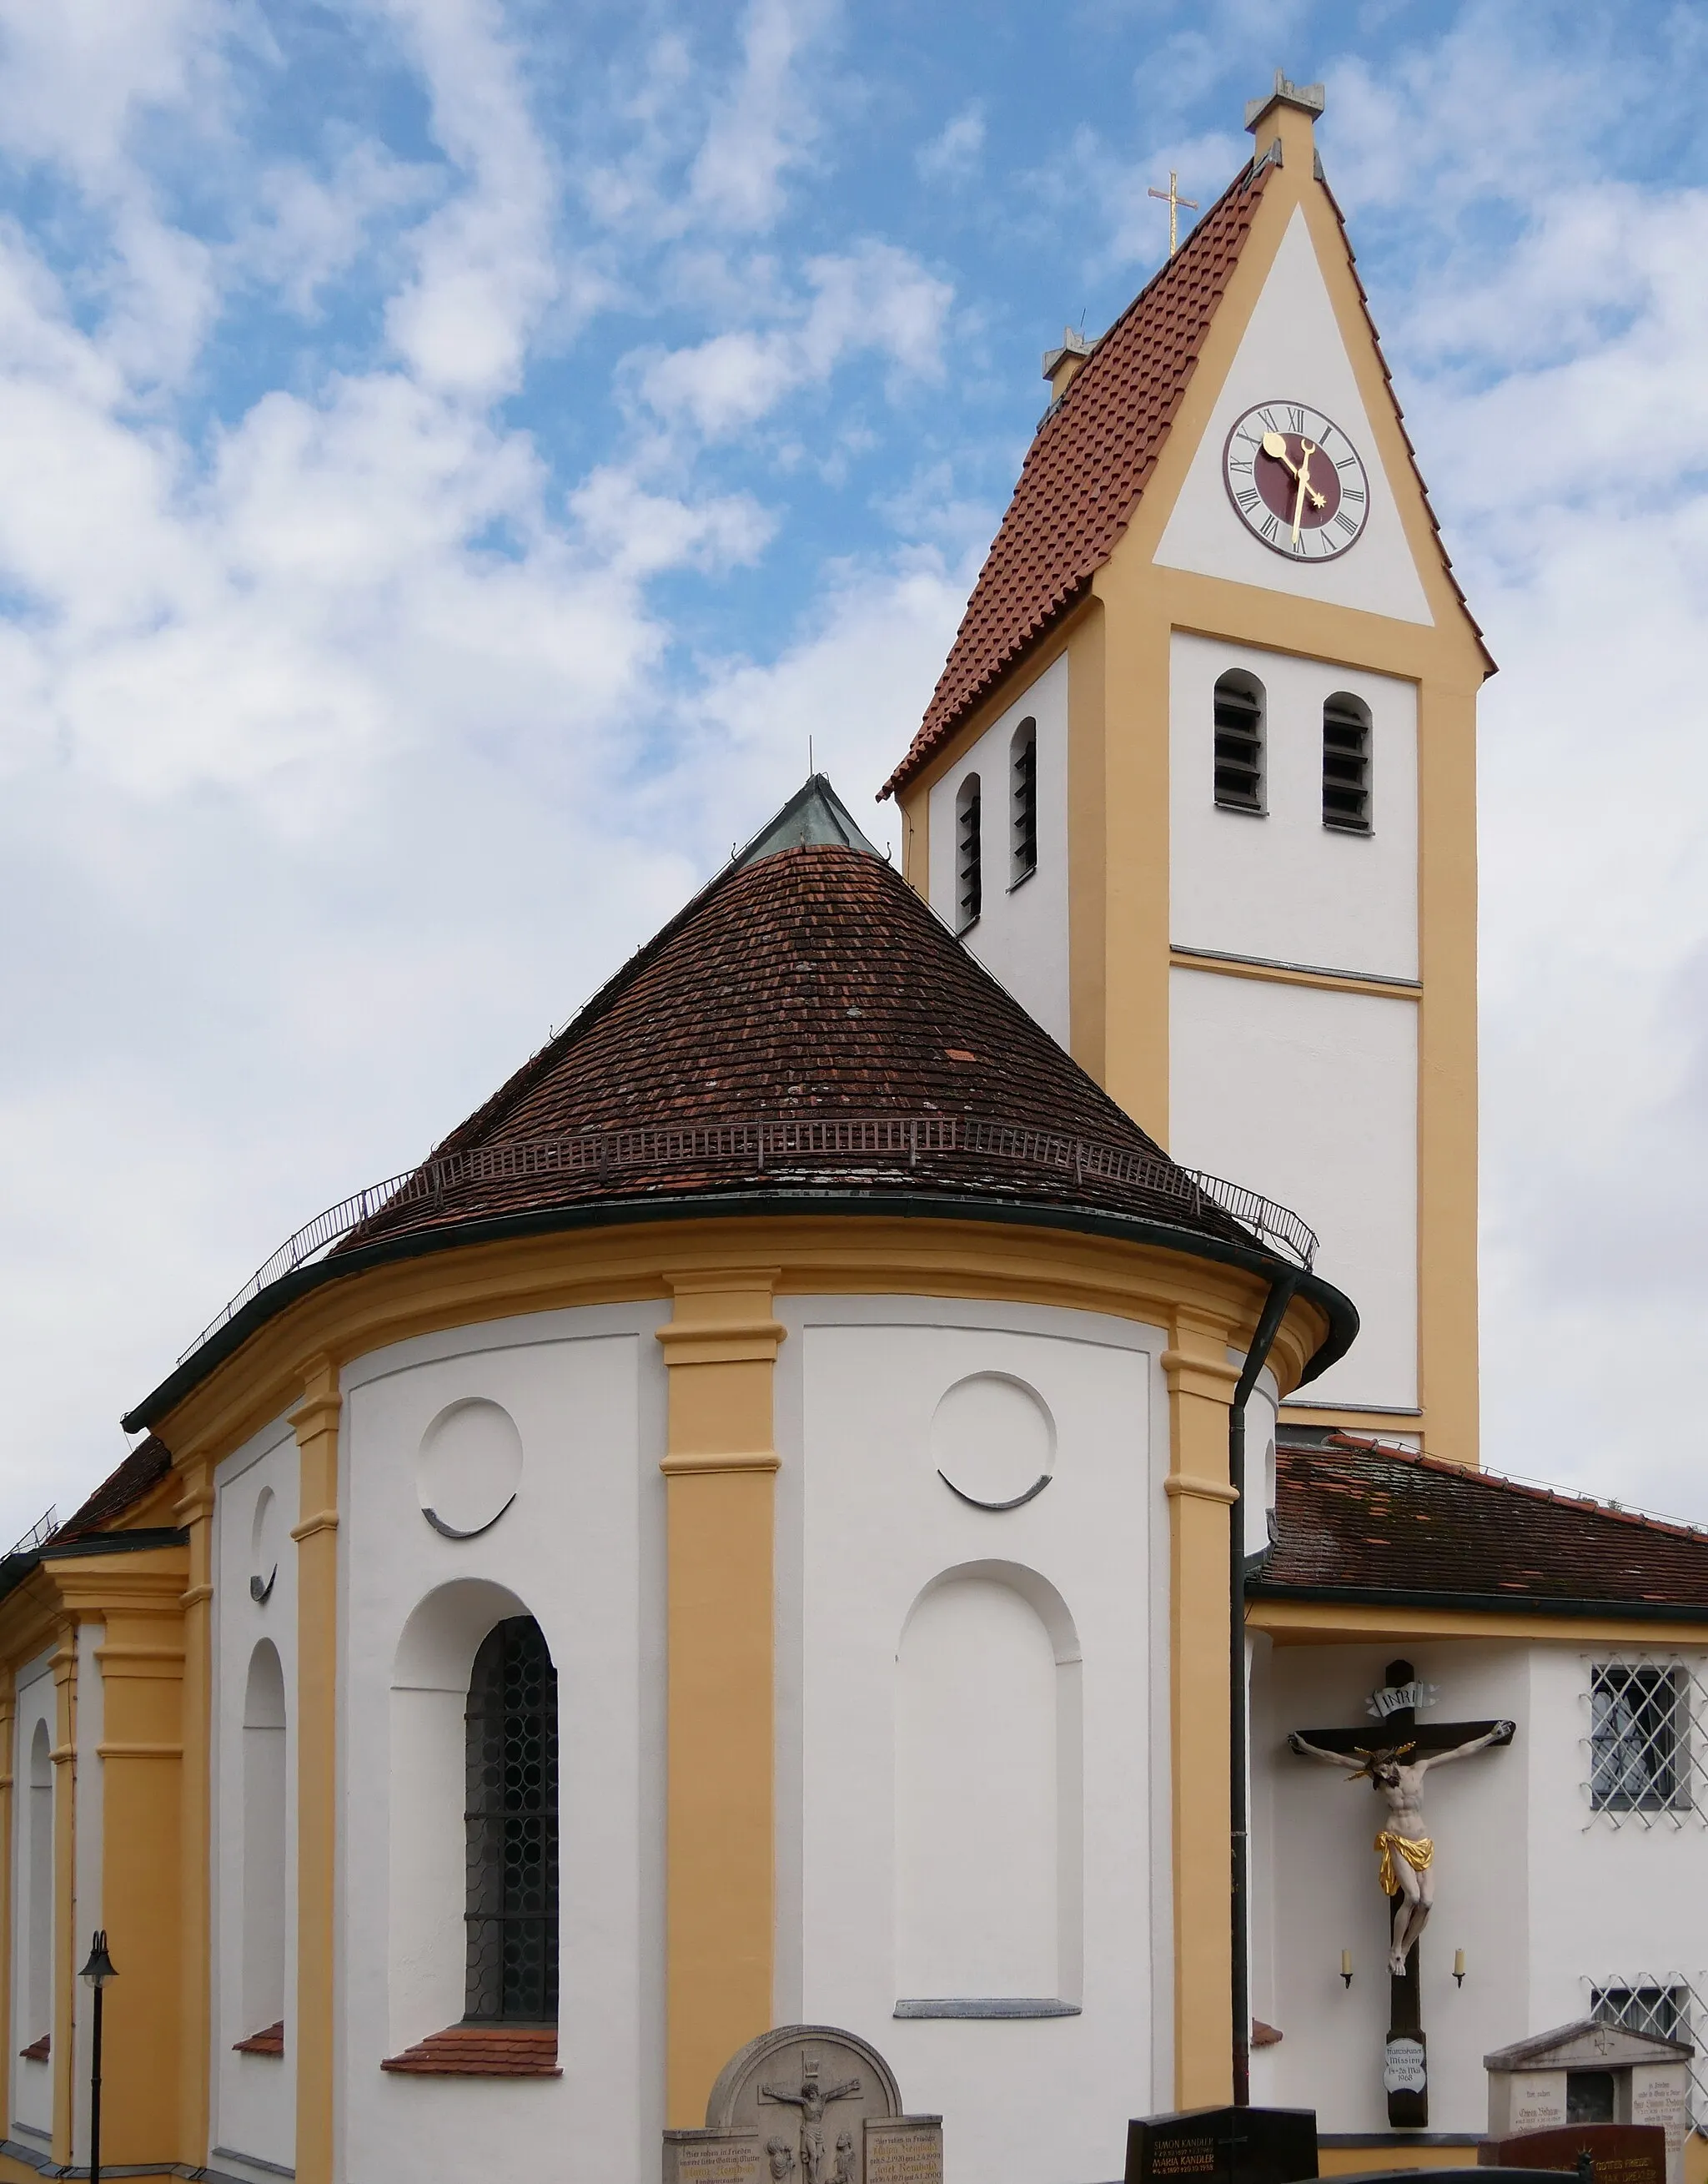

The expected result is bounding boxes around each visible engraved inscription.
[1148,2135,1218,2177]
[866,2126,943,2184]
[676,2146,762,2184]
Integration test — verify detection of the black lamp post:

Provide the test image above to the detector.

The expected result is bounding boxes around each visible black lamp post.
[78,1930,117,2184]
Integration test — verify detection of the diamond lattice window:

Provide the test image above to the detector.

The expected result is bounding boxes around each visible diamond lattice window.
[1584,1659,1708,1824]
[1585,1978,1707,2126]
[465,1615,559,2023]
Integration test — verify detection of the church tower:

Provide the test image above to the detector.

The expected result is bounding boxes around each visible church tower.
[883,75,1492,1460]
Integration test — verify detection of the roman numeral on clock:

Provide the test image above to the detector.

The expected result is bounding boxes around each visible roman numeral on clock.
[1286,405,1305,432]
[1334,509,1359,535]
[1236,487,1259,511]
[1260,513,1281,543]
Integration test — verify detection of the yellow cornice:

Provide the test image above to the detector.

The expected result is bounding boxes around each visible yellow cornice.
[1249,1598,1708,1648]
[146,1211,1331,1472]
[1169,947,1420,1003]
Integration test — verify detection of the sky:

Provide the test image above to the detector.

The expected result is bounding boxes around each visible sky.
[3,0,1707,1541]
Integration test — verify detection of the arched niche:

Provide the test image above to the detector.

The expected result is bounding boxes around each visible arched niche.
[894,1562,1083,2012]
[26,1718,51,2043]
[241,1640,287,2036]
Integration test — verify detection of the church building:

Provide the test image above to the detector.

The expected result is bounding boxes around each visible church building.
[2,71,1706,2184]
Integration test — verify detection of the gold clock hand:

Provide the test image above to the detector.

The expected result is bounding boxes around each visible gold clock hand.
[1291,466,1308,545]
[1297,439,1326,509]
[1261,430,1300,481]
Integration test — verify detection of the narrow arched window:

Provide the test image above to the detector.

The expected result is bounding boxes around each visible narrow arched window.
[1323,692,1373,832]
[465,1616,559,2024]
[1010,721,1037,884]
[956,775,982,929]
[26,1719,51,2045]
[241,1641,287,2044]
[1213,672,1263,813]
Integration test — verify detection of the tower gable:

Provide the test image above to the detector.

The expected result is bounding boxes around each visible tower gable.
[1149,204,1433,621]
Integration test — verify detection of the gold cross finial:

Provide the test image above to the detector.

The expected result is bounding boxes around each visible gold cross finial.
[1148,170,1200,258]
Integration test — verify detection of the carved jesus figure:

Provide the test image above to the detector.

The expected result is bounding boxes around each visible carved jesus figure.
[759,2056,862,2184]
[1288,1722,1515,1974]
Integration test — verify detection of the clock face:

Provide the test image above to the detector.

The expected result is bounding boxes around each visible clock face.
[1222,401,1369,561]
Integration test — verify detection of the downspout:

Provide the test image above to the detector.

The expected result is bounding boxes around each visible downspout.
[1229,1266,1300,2107]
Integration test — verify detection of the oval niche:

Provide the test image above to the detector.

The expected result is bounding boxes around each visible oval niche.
[416,1399,524,1541]
[930,1374,1056,1512]
[249,1485,281,1603]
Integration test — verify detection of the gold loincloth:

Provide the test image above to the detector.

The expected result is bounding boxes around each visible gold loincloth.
[1374,1830,1434,1896]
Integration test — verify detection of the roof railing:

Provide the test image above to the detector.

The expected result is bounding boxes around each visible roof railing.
[178,1115,1319,1363]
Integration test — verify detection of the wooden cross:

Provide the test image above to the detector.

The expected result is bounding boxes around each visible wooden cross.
[1291,1659,1515,2130]
[1148,171,1199,257]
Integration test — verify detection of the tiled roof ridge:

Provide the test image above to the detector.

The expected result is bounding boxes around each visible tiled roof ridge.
[48,1432,173,1546]
[881,152,1273,798]
[1309,1432,1708,1548]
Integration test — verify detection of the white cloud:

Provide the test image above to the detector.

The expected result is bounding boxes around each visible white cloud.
[636,239,951,436]
[689,0,833,233]
[917,104,985,186]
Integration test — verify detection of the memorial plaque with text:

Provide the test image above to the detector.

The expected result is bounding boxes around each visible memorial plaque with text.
[1125,2106,1318,2184]
[1481,2123,1666,2184]
[865,2116,945,2184]
[663,2127,762,2184]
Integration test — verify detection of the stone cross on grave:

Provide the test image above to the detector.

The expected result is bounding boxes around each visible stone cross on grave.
[1288,1658,1515,2128]
[759,2051,863,2184]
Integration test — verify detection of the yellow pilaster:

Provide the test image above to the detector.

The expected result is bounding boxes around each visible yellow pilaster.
[0,1670,13,2136]
[1163,1306,1240,2110]
[175,1458,214,2170]
[291,1356,343,2184]
[48,1626,77,2167]
[657,1270,783,2126]
[97,1578,187,2163]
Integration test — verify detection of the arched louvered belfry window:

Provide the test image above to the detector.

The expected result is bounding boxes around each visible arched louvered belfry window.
[465,1616,559,2024]
[1010,719,1037,883]
[1213,671,1264,813]
[956,773,982,929]
[1322,692,1374,833]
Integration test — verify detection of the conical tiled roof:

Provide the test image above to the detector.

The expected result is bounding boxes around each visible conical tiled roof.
[339,781,1255,1255]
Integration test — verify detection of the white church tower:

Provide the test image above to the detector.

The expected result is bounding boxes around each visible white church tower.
[884,73,1491,1462]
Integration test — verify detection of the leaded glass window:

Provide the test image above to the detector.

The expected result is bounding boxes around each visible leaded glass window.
[465,1616,559,2023]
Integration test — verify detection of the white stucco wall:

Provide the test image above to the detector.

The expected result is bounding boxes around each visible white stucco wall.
[1168,633,1419,982]
[211,1420,299,2182]
[1253,1640,1708,2138]
[9,1651,55,2151]
[1168,966,1419,1412]
[1153,204,1434,625]
[927,652,1071,1045]
[336,1304,666,2184]
[774,1294,1171,2184]
[69,1618,103,2168]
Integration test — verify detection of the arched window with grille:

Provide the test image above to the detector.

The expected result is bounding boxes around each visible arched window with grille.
[1323,692,1373,833]
[1213,672,1264,813]
[956,774,982,929]
[1010,720,1037,884]
[464,1616,559,2024]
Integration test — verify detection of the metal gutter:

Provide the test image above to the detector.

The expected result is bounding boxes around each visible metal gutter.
[123,1186,1358,1433]
[1247,1583,1708,1623]
[1227,1268,1299,2108]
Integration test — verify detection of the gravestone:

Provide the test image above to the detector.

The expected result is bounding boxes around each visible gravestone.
[663,2024,942,2184]
[1480,2121,1667,2184]
[1123,2104,1318,2184]
[1485,2022,1693,2184]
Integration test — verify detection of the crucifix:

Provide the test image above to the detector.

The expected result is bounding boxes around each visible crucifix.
[759,2052,862,2184]
[1289,1659,1515,2128]
[1148,171,1200,257]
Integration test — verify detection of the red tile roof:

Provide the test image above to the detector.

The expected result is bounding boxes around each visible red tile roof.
[341,819,1253,1256]
[1259,1434,1708,1614]
[882,156,1275,798]
[50,1433,173,1544]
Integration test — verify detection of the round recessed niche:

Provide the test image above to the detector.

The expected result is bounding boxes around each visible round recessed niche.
[930,1374,1056,1510]
[416,1399,524,1540]
[249,1485,280,1601]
